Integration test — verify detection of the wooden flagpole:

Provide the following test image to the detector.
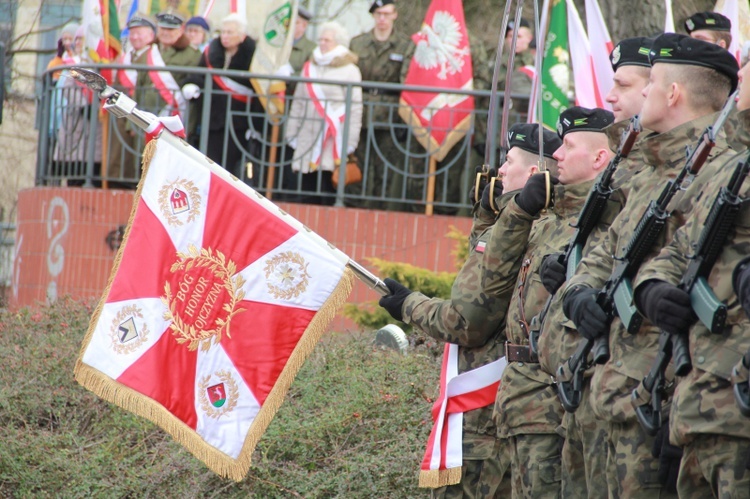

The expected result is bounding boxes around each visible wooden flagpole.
[264,124,280,200]
[425,155,437,216]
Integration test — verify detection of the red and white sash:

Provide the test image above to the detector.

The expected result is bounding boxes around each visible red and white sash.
[146,45,187,118]
[116,50,137,96]
[303,61,346,170]
[144,115,186,144]
[204,46,255,103]
[419,343,506,488]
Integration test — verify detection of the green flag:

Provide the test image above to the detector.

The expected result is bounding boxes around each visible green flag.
[540,0,570,129]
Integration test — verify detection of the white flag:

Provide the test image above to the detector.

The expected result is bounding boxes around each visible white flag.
[567,0,603,108]
[585,0,614,110]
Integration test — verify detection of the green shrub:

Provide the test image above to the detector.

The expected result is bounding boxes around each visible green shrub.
[0,298,440,497]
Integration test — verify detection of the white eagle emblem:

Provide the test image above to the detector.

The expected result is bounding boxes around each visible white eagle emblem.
[413,11,470,80]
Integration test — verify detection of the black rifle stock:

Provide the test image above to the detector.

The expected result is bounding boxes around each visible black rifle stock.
[633,155,749,435]
[557,94,737,413]
[530,118,642,358]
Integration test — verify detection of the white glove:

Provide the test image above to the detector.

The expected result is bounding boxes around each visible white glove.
[274,63,294,77]
[182,83,200,100]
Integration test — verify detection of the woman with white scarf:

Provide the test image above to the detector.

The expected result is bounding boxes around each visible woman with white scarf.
[285,21,363,205]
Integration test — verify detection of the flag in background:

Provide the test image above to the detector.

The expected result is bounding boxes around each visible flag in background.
[715,0,742,62]
[585,0,613,110]
[399,0,475,162]
[567,0,602,108]
[527,0,551,125]
[121,0,140,39]
[249,1,298,116]
[539,0,570,129]
[664,0,675,33]
[74,131,355,481]
[82,0,122,82]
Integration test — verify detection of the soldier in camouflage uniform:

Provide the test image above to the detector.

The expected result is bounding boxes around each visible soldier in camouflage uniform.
[496,19,535,119]
[378,124,560,498]
[630,59,750,499]
[482,107,613,499]
[535,37,653,499]
[561,34,738,497]
[349,0,414,210]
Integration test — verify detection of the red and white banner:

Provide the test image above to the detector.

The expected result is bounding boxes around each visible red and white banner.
[399,0,475,162]
[74,130,354,481]
[567,0,604,108]
[585,0,613,110]
[419,344,506,488]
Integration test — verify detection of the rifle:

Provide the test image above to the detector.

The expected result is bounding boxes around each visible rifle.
[735,348,750,417]
[557,92,737,413]
[529,117,642,359]
[633,154,750,434]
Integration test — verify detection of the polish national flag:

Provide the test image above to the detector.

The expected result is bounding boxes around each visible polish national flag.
[566,0,604,108]
[585,0,613,110]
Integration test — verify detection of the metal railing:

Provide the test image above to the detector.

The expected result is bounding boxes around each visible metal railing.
[36,64,528,214]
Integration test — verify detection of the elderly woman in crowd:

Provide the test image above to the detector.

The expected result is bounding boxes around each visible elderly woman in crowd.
[285,21,363,205]
[185,16,211,51]
[182,13,259,180]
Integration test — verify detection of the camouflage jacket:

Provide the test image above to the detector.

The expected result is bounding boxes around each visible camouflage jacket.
[633,108,750,444]
[402,191,514,443]
[350,28,414,124]
[536,120,645,376]
[135,38,201,115]
[487,180,594,438]
[563,112,734,423]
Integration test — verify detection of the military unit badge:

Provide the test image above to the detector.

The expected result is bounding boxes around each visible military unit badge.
[110,304,149,355]
[158,178,201,226]
[263,251,311,300]
[199,371,239,418]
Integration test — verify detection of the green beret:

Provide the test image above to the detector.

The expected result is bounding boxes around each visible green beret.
[557,107,615,137]
[649,33,739,92]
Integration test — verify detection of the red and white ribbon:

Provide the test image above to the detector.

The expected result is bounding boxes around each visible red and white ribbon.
[146,45,187,118]
[144,115,186,143]
[419,343,506,488]
[116,50,137,96]
[204,46,255,103]
[303,61,346,170]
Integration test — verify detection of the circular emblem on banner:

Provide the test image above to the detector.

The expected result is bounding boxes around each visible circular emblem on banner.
[263,3,292,48]
[686,19,695,31]
[263,251,311,300]
[198,371,239,418]
[162,245,246,351]
[110,304,149,354]
[158,179,201,227]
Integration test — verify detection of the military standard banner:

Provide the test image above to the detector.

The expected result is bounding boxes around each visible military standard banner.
[74,131,354,481]
[398,0,474,162]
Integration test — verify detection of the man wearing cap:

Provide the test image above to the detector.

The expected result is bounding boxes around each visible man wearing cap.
[349,0,415,210]
[287,6,316,95]
[536,36,654,498]
[685,11,732,49]
[561,33,738,497]
[480,107,613,499]
[632,56,750,499]
[155,10,201,85]
[378,123,561,498]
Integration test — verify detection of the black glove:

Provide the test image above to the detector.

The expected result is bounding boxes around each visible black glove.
[733,256,750,318]
[56,38,65,57]
[515,173,557,216]
[562,287,608,340]
[540,252,566,294]
[651,421,682,493]
[468,165,496,205]
[635,280,696,335]
[480,177,503,213]
[378,278,413,322]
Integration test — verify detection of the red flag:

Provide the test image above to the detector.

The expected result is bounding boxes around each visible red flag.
[74,131,355,481]
[567,0,604,108]
[399,0,474,162]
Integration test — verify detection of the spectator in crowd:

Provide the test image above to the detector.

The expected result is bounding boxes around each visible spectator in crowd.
[350,0,414,210]
[107,13,158,188]
[182,13,258,180]
[153,10,201,117]
[53,26,103,185]
[185,16,211,51]
[286,6,316,96]
[46,22,80,83]
[284,21,363,205]
[498,18,535,117]
[685,11,732,49]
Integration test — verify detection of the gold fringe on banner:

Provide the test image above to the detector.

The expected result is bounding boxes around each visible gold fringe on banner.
[418,466,463,489]
[74,135,356,481]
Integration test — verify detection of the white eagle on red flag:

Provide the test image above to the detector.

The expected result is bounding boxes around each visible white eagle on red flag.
[399,0,474,162]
